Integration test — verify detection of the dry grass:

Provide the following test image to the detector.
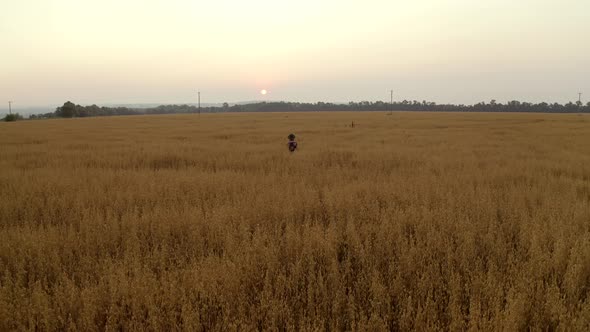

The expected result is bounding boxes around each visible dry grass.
[1,112,590,331]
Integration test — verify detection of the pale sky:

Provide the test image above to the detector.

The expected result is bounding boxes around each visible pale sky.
[1,0,589,110]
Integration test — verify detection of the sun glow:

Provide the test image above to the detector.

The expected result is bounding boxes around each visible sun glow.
[260,89,267,95]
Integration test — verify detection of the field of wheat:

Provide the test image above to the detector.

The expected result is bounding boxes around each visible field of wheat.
[1,112,590,331]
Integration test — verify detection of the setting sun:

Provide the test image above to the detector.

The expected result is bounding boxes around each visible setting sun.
[260,89,267,95]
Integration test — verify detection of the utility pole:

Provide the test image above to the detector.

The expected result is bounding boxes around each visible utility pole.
[389,90,393,114]
[579,92,582,104]
[198,91,201,115]
[8,101,12,114]
[390,90,393,110]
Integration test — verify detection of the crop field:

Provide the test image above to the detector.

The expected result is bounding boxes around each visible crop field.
[1,112,590,331]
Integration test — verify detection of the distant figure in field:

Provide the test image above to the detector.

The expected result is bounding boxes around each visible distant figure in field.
[287,133,298,152]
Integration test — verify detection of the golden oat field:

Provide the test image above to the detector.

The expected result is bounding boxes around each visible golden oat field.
[1,112,590,331]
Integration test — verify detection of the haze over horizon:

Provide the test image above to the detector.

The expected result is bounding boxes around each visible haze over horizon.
[2,0,589,110]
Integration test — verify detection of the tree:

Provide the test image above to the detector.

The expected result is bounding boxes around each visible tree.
[56,101,76,117]
[3,113,23,122]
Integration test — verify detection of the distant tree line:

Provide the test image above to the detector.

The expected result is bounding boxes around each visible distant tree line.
[28,99,590,119]
[2,113,24,122]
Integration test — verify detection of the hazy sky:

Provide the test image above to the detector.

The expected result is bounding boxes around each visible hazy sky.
[1,0,589,109]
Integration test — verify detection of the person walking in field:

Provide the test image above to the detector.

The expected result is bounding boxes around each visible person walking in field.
[287,133,298,152]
